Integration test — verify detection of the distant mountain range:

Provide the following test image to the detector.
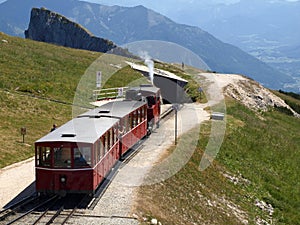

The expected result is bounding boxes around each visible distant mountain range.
[155,0,300,92]
[0,0,295,91]
[200,1,299,49]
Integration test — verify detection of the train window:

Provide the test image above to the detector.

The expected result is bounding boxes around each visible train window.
[108,131,111,150]
[96,140,100,162]
[107,131,110,149]
[104,132,109,154]
[74,147,91,167]
[125,116,129,132]
[141,107,145,120]
[38,146,51,167]
[118,120,123,135]
[110,129,113,148]
[104,133,107,150]
[133,111,137,127]
[94,144,98,166]
[100,137,104,158]
[129,114,133,129]
[113,126,117,143]
[54,147,71,168]
[82,147,91,165]
[137,108,141,124]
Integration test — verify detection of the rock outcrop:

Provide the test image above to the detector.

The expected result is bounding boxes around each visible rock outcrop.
[201,72,300,118]
[223,75,300,117]
[25,7,117,53]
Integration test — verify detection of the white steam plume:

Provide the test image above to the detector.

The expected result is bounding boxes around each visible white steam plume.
[139,51,154,85]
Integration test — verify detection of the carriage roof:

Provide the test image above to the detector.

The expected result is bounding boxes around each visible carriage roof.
[128,85,160,96]
[79,99,147,118]
[35,100,146,145]
[35,116,119,144]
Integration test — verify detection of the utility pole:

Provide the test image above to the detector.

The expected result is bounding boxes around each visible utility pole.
[173,104,179,145]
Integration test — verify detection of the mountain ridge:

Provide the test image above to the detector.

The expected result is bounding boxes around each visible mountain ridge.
[0,0,294,90]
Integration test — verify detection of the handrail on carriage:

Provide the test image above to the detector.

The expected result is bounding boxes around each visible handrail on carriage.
[93,87,129,101]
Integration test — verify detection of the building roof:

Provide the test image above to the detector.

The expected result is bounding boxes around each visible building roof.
[126,61,188,84]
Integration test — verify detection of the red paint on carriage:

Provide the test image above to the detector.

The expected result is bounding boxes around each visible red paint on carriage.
[36,168,94,193]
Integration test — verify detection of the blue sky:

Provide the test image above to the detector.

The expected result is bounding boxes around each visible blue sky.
[0,0,298,4]
[0,0,298,9]
[0,0,298,26]
[1,0,297,21]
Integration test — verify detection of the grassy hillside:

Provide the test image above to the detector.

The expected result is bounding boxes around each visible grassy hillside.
[0,32,100,103]
[0,32,145,168]
[135,95,300,224]
[0,90,72,168]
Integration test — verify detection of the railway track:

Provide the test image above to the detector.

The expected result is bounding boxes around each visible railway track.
[31,194,87,225]
[0,194,89,225]
[0,195,37,222]
[0,194,54,224]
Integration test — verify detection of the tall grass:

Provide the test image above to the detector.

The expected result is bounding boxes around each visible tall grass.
[0,32,101,103]
[135,96,300,224]
[0,90,72,168]
[220,99,300,224]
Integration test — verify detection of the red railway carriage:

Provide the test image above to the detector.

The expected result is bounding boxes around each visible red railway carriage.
[35,100,148,195]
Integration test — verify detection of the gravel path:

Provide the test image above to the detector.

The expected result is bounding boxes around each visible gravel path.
[0,157,35,209]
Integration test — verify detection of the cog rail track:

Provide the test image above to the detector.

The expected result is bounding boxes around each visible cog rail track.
[0,195,36,222]
[1,194,89,225]
[36,194,88,225]
[0,194,57,225]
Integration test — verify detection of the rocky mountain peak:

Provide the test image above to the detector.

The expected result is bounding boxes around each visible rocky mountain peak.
[24,7,117,53]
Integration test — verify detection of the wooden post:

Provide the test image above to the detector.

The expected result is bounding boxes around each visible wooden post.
[21,127,27,143]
